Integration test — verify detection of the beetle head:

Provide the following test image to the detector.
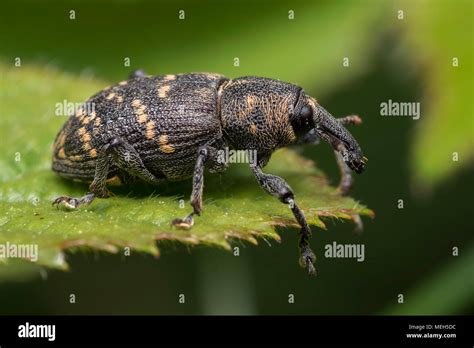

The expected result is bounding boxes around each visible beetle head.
[291,94,367,173]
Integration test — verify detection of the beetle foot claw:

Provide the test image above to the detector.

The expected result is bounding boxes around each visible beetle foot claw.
[52,196,79,210]
[171,214,194,229]
[299,245,317,276]
[52,192,95,210]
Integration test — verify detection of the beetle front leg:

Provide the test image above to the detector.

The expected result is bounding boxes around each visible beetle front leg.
[251,164,316,275]
[172,147,209,229]
[334,115,362,195]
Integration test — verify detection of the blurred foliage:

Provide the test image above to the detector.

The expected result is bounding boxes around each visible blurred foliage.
[384,242,474,315]
[0,0,389,95]
[397,0,474,189]
[0,62,372,269]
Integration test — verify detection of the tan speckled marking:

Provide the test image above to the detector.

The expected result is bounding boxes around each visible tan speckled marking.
[158,134,168,145]
[58,148,66,158]
[137,113,148,124]
[77,127,87,136]
[116,95,124,103]
[94,118,101,127]
[55,132,66,148]
[70,155,83,161]
[238,95,257,119]
[82,132,91,143]
[250,123,257,134]
[160,144,175,153]
[119,81,128,86]
[76,109,85,117]
[106,92,116,100]
[164,74,176,81]
[158,84,170,98]
[132,99,148,124]
[82,142,92,151]
[158,134,175,153]
[89,148,97,158]
[106,175,122,186]
[131,99,142,108]
[145,121,155,139]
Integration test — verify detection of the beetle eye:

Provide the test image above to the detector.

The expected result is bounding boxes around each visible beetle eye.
[300,105,312,125]
[291,104,314,136]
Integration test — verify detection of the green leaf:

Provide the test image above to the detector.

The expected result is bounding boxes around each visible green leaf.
[0,62,373,270]
[399,0,474,188]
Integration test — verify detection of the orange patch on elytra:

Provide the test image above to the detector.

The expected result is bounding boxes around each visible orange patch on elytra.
[158,85,170,98]
[77,127,87,136]
[145,121,155,139]
[131,99,142,108]
[58,148,66,158]
[82,132,92,142]
[158,134,175,153]
[89,149,97,158]
[250,123,257,134]
[137,113,148,124]
[82,142,92,151]
[69,155,83,161]
[160,144,175,153]
[55,132,66,148]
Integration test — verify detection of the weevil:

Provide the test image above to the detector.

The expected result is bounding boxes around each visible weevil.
[52,70,367,275]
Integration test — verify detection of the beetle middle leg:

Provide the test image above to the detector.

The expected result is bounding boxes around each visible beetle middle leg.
[171,147,210,229]
[53,137,162,209]
[251,164,316,276]
[335,115,362,195]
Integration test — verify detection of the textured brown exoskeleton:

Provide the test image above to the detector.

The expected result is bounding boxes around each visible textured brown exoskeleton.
[52,70,367,275]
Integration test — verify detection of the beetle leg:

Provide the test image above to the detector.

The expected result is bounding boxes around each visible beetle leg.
[52,193,95,210]
[172,147,209,229]
[52,137,162,209]
[251,164,316,276]
[128,69,147,79]
[334,115,362,195]
[338,114,362,126]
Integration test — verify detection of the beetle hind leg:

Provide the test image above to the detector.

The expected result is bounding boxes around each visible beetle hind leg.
[52,137,162,209]
[172,147,209,229]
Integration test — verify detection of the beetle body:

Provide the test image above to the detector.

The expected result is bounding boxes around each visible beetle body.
[52,71,367,275]
[53,73,228,183]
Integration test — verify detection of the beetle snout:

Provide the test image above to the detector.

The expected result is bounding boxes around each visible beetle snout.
[340,144,367,174]
[314,105,367,174]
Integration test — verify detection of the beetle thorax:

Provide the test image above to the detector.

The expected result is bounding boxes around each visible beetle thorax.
[218,77,299,153]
